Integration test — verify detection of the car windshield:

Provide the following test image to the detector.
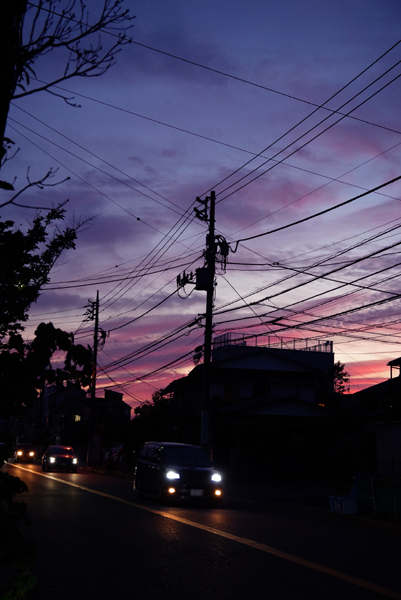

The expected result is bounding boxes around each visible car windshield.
[51,447,74,455]
[162,446,211,467]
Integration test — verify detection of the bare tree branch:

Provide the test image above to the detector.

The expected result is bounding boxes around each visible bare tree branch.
[0,0,135,143]
[0,167,70,209]
[16,0,134,95]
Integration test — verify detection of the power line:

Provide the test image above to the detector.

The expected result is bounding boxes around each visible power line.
[8,117,181,223]
[233,174,401,247]
[25,2,401,142]
[12,103,185,216]
[29,76,401,147]
[215,64,401,202]
[43,257,200,290]
[227,139,401,239]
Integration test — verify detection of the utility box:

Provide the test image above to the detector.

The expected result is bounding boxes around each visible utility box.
[195,267,210,291]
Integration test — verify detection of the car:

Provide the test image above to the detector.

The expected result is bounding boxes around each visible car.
[133,441,223,505]
[42,445,78,473]
[14,443,36,463]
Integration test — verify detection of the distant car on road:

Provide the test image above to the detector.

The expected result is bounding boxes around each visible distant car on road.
[133,441,223,505]
[14,443,36,463]
[42,445,78,473]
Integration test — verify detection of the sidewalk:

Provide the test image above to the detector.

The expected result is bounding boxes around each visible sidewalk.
[225,476,330,510]
[224,474,401,534]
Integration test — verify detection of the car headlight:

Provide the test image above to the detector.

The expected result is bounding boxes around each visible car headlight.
[17,451,23,456]
[211,473,222,482]
[29,452,34,457]
[73,458,78,464]
[166,470,180,480]
[50,456,56,463]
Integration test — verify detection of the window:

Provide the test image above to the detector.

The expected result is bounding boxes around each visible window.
[146,446,161,462]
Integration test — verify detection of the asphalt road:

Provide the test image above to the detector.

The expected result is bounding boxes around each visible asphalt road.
[4,462,401,600]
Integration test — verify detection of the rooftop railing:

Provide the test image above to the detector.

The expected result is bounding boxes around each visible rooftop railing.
[213,332,333,353]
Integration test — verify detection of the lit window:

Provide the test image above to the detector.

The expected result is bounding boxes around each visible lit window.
[74,414,81,422]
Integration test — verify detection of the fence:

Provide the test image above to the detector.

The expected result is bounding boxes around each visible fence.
[213,332,333,353]
[330,475,401,521]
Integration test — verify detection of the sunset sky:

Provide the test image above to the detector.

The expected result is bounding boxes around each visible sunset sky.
[3,0,401,409]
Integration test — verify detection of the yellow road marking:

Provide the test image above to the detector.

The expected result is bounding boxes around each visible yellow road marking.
[10,464,401,599]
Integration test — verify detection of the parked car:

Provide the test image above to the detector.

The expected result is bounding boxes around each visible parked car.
[14,443,36,463]
[133,442,223,505]
[42,445,78,473]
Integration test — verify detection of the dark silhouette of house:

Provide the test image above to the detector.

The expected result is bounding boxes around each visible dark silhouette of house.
[22,383,131,463]
[347,357,401,477]
[157,334,340,477]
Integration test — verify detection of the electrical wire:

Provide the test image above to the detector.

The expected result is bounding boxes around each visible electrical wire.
[214,66,401,202]
[232,174,401,247]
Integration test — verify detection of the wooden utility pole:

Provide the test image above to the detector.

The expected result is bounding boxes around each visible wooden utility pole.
[203,191,216,367]
[87,290,99,466]
[92,290,100,401]
[177,190,227,455]
[201,192,216,453]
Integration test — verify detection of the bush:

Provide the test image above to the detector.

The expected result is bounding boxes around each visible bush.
[0,471,37,599]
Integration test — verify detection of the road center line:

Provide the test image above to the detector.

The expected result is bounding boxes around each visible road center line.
[10,464,401,599]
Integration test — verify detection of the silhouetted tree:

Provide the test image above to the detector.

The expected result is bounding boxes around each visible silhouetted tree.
[333,360,350,395]
[0,207,91,338]
[0,322,93,418]
[0,0,134,147]
[0,208,94,418]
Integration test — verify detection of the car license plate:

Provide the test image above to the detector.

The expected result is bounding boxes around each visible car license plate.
[61,462,67,466]
[190,489,204,497]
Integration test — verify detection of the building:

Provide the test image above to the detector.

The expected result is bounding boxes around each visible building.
[157,333,340,477]
[347,358,401,477]
[20,383,131,464]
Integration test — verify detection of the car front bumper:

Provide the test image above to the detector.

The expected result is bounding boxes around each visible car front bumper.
[162,483,223,502]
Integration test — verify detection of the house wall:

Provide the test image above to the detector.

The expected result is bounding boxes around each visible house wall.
[270,382,315,402]
[210,373,316,405]
[376,423,401,477]
[212,344,334,374]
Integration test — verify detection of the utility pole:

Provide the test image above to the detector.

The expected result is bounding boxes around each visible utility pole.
[176,191,230,455]
[201,191,216,454]
[92,290,100,402]
[203,191,216,368]
[86,290,99,466]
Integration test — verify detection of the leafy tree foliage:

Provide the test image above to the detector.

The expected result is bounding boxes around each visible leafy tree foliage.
[0,322,92,419]
[333,360,350,395]
[0,209,94,419]
[0,208,78,338]
[0,469,37,599]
